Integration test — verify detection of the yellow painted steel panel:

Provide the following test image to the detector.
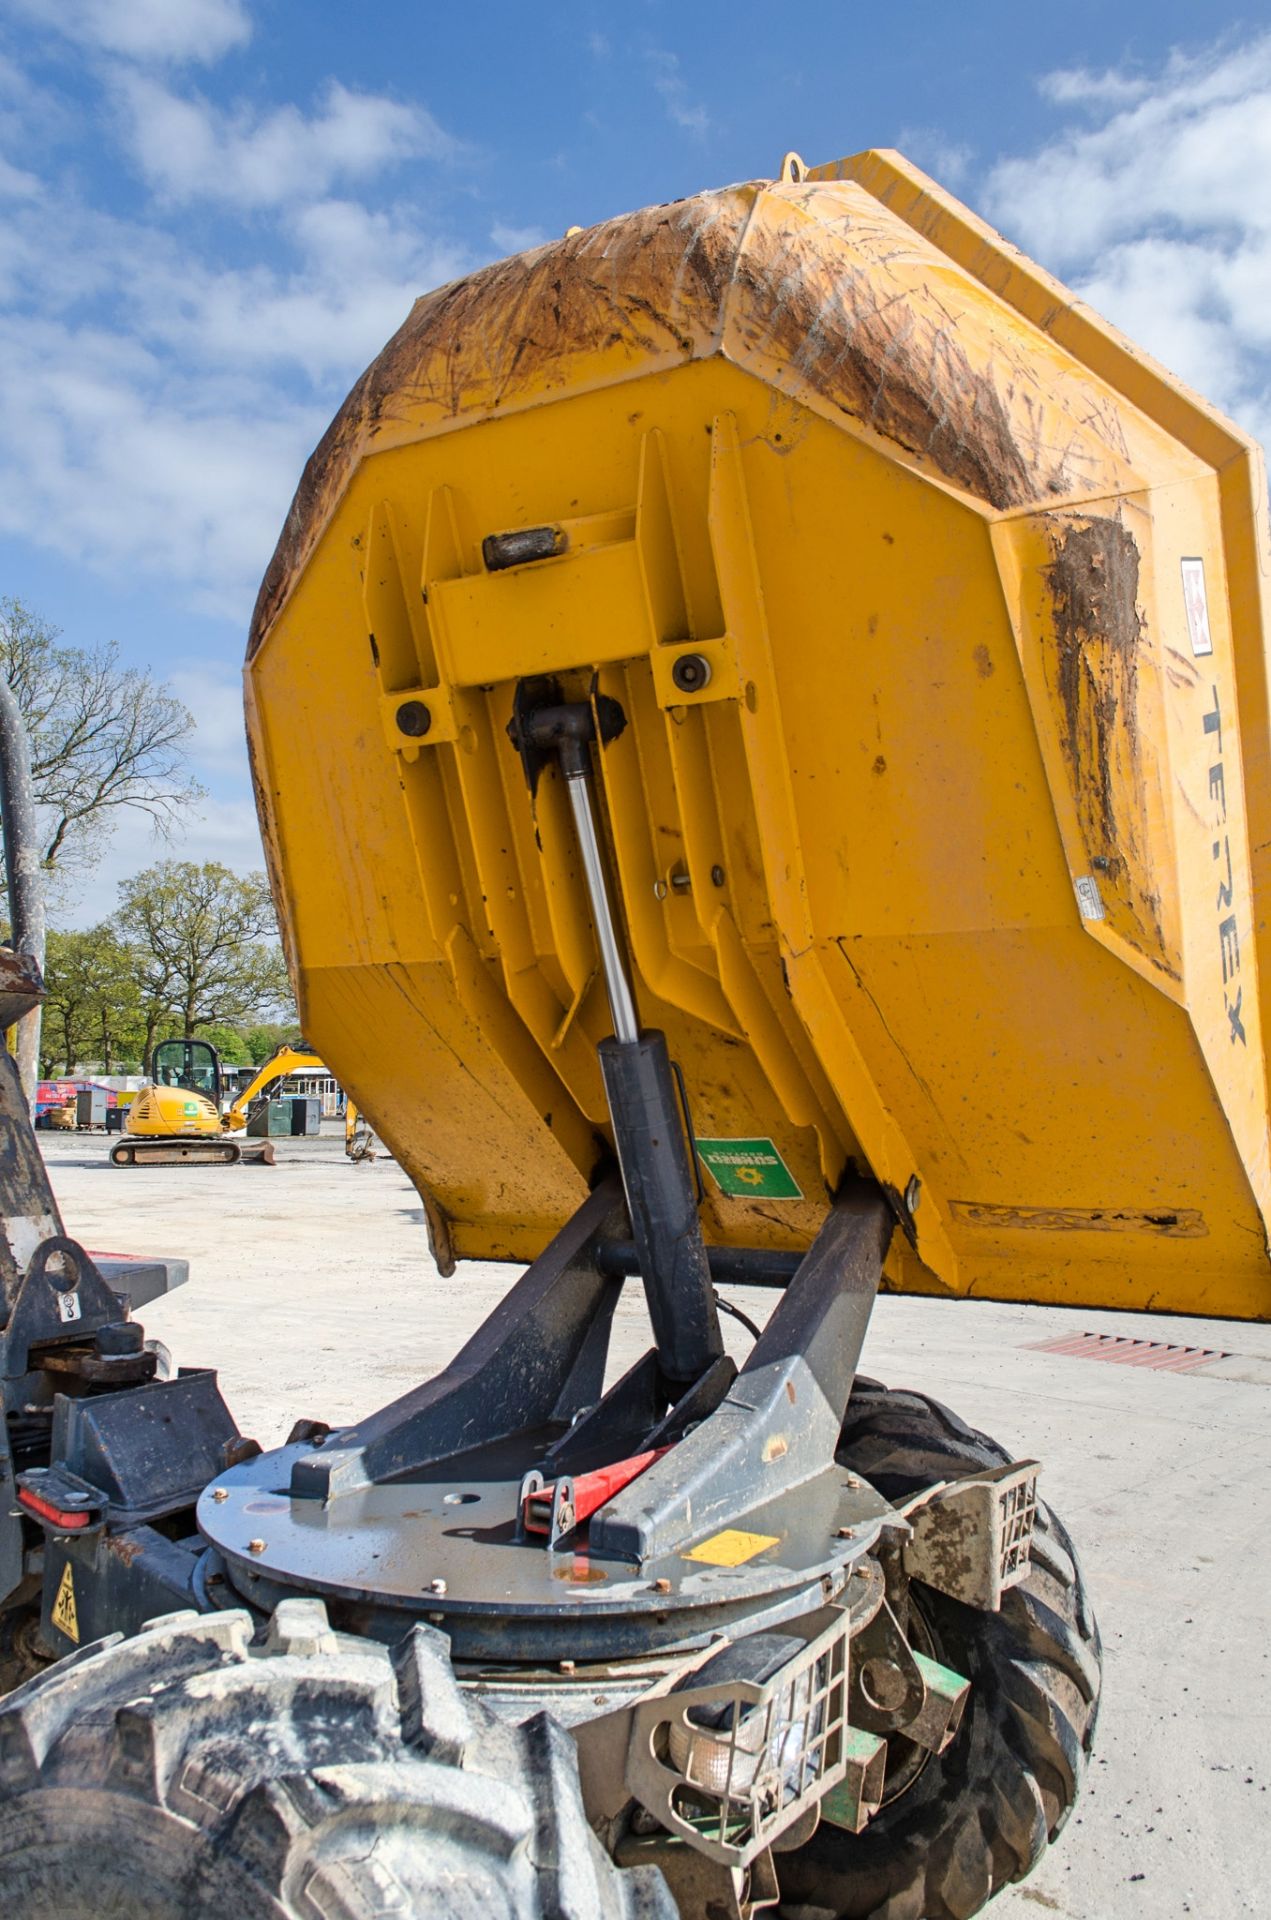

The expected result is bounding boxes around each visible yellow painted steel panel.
[245,151,1271,1320]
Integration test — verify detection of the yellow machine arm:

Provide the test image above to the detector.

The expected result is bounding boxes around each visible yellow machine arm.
[222,1047,327,1132]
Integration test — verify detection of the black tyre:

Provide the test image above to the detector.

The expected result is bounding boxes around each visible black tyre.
[0,1598,674,1919]
[778,1379,1102,1920]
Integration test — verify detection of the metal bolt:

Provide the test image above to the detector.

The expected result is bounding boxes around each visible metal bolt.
[211,1488,229,1502]
[248,1538,266,1554]
[710,865,725,887]
[904,1175,922,1215]
[653,1577,672,1594]
[837,1526,857,1540]
[560,1659,576,1674]
[845,1474,862,1489]
[429,1577,448,1596]
[396,700,432,738]
[671,652,712,694]
[652,879,668,900]
[669,872,692,893]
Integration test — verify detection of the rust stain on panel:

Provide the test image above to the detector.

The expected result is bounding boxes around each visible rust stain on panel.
[251,181,1092,661]
[250,193,755,656]
[951,1200,1207,1238]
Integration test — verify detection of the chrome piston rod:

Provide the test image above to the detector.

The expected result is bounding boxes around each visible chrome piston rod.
[564,765,639,1045]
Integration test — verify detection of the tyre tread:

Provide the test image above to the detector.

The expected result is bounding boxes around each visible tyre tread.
[777,1379,1102,1920]
[0,1602,674,1919]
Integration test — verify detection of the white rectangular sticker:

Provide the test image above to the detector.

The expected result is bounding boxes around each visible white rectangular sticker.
[1181,557,1212,657]
[1074,875,1105,922]
[55,1290,81,1323]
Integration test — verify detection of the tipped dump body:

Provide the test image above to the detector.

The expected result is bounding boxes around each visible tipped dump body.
[246,151,1271,1319]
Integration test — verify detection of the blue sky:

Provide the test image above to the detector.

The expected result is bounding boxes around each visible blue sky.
[2,0,1270,924]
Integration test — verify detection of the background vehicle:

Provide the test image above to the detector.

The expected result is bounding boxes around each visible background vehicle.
[3,145,1269,1916]
[108,1038,332,1165]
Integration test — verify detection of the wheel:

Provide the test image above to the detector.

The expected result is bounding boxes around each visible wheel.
[777,1379,1102,1920]
[108,1142,136,1166]
[0,1606,51,1698]
[0,1598,674,1919]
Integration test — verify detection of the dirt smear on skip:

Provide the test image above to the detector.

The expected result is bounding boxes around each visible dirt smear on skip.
[250,181,1060,658]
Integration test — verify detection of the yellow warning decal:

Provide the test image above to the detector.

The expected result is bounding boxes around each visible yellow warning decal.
[51,1561,79,1642]
[684,1528,780,1568]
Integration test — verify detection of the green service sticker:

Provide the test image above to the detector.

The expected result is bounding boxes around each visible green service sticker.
[695,1138,803,1200]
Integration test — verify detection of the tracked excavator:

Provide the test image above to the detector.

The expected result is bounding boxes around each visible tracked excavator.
[1,149,1269,1917]
[109,1038,333,1165]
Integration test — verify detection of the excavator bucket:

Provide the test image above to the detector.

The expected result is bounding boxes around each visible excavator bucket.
[245,149,1271,1321]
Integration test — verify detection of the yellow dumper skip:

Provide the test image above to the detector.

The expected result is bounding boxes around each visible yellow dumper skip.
[245,151,1271,1321]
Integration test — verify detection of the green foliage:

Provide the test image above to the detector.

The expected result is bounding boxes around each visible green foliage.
[193,1022,252,1066]
[243,1020,304,1064]
[117,859,295,1040]
[41,862,297,1075]
[41,926,145,1074]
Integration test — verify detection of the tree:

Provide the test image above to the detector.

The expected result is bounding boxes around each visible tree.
[118,860,294,1040]
[0,599,201,883]
[41,927,145,1074]
[193,1022,252,1066]
[242,1019,305,1064]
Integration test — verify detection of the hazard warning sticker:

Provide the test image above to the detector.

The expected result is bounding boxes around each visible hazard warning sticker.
[51,1562,79,1642]
[685,1528,781,1568]
[695,1138,802,1200]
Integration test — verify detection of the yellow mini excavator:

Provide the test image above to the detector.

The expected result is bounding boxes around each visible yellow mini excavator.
[109,1039,331,1166]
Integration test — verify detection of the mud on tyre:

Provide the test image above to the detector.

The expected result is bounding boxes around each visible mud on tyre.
[0,1597,673,1919]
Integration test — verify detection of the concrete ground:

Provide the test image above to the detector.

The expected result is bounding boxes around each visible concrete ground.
[37,1125,1271,1919]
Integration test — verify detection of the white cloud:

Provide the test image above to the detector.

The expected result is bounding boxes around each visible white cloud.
[987,37,1271,265]
[1039,66,1153,109]
[896,127,972,189]
[0,298,327,618]
[984,33,1271,447]
[0,156,40,200]
[647,50,709,137]
[125,199,467,383]
[490,220,548,255]
[117,75,450,209]
[12,0,252,66]
[169,664,249,777]
[0,138,467,615]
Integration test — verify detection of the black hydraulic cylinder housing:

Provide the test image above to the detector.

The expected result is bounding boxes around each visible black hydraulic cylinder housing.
[598,1029,723,1387]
